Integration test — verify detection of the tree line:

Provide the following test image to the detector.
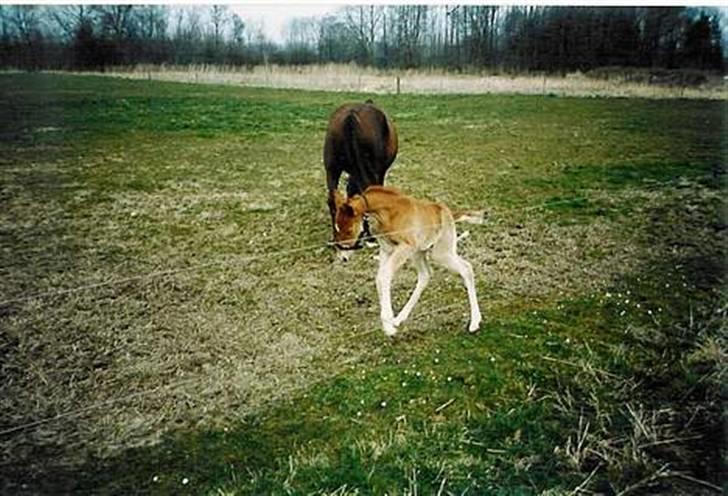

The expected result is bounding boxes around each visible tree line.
[0,5,723,73]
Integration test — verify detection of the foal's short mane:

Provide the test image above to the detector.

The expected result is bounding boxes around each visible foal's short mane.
[363,185,402,197]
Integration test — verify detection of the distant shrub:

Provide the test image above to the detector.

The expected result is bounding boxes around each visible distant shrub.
[586,66,711,87]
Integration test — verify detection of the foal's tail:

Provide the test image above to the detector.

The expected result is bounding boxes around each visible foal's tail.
[452,209,486,225]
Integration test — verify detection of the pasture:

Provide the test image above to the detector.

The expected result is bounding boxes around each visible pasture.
[0,73,725,494]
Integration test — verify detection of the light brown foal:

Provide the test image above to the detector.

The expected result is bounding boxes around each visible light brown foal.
[333,185,482,336]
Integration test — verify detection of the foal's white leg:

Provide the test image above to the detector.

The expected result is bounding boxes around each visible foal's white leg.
[393,252,431,327]
[432,246,482,333]
[376,245,412,336]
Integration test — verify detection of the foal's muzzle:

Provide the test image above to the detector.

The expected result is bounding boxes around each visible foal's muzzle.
[334,239,362,251]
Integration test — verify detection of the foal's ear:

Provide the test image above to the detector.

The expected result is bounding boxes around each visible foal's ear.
[349,196,366,215]
[333,190,345,210]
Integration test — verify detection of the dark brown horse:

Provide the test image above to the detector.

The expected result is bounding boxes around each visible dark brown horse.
[324,101,398,245]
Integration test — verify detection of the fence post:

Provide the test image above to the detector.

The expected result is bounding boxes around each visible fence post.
[396,75,401,95]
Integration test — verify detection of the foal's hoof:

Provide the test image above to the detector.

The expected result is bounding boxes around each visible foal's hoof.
[382,320,398,337]
[468,316,482,333]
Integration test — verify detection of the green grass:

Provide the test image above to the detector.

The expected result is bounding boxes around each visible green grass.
[0,73,725,495]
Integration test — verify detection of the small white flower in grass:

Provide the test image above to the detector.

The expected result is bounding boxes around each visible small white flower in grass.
[620,310,626,316]
[490,356,496,363]
[182,477,189,485]
[152,476,159,483]
[416,371,422,377]
[447,376,453,382]
[647,309,653,315]
[380,401,387,408]
[356,411,362,417]
[401,381,407,387]
[565,337,571,344]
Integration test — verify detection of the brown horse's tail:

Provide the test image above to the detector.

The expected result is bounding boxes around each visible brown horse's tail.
[343,111,377,189]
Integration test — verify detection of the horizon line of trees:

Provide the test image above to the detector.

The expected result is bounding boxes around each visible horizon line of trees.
[0,5,724,74]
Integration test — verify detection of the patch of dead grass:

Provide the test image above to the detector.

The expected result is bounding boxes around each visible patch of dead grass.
[49,64,728,100]
[0,186,645,476]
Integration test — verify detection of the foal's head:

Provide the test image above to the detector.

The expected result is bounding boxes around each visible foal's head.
[333,190,367,250]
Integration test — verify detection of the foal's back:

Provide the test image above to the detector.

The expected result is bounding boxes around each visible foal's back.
[364,186,453,251]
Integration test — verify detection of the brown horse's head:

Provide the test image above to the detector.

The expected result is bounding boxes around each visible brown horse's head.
[333,190,367,250]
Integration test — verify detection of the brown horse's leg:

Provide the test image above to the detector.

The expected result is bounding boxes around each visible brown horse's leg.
[326,166,342,238]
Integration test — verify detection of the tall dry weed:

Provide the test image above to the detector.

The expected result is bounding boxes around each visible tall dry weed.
[53,63,728,99]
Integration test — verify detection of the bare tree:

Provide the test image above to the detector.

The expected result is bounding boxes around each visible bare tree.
[343,5,383,64]
[209,5,228,48]
[285,17,317,48]
[463,6,500,66]
[0,6,9,40]
[231,14,245,46]
[393,6,428,67]
[137,6,167,41]
[8,5,43,44]
[318,14,350,63]
[95,5,135,40]
[49,5,95,41]
[0,5,723,73]
[173,6,202,44]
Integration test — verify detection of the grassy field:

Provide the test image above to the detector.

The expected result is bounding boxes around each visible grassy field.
[0,73,725,494]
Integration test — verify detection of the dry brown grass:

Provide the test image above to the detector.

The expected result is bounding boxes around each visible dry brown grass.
[54,63,728,99]
[0,185,646,472]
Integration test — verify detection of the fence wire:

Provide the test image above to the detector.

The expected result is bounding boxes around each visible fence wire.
[0,196,588,437]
